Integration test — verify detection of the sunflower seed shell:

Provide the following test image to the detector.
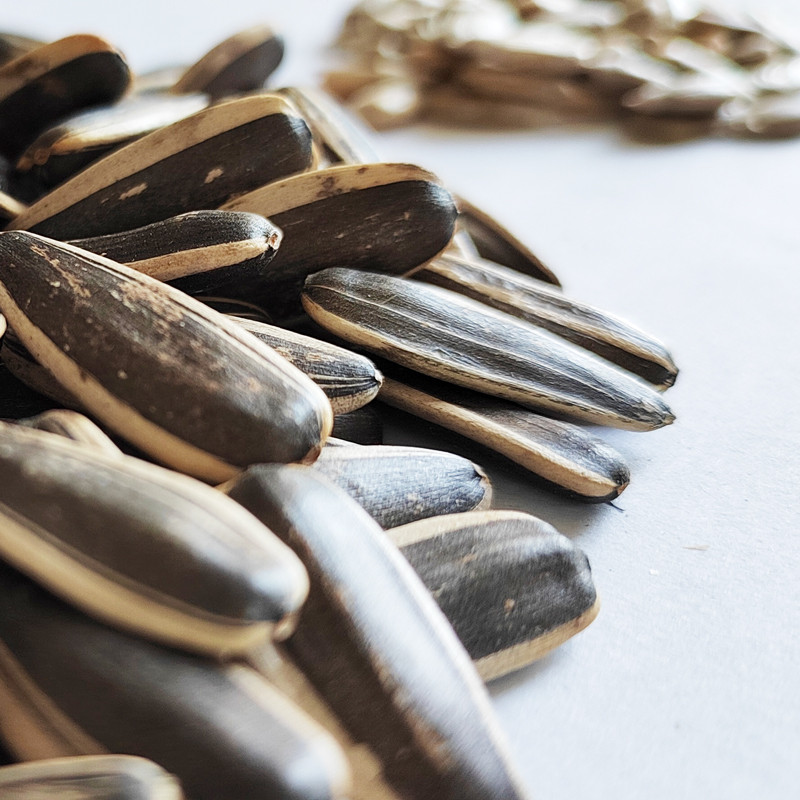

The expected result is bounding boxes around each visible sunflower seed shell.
[313,442,492,526]
[225,464,528,800]
[418,253,678,389]
[302,268,674,431]
[0,563,350,800]
[10,94,314,239]
[0,232,333,482]
[387,510,599,680]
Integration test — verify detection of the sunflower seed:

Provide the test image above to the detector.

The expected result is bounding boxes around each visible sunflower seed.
[719,91,800,138]
[0,563,351,800]
[16,409,121,456]
[0,421,309,656]
[225,464,528,800]
[0,756,184,800]
[0,232,333,482]
[69,210,282,296]
[0,35,130,160]
[302,268,674,431]
[0,189,25,223]
[418,253,678,388]
[313,442,492,526]
[221,162,458,323]
[10,94,314,239]
[331,405,384,444]
[378,365,630,501]
[14,92,208,196]
[346,77,423,130]
[387,510,599,679]
[233,317,383,414]
[171,26,285,98]
[455,195,560,285]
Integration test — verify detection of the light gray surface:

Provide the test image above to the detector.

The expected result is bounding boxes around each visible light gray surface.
[3,2,799,799]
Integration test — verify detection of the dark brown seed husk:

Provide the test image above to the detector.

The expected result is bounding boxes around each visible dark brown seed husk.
[418,253,678,389]
[302,268,674,431]
[331,405,383,445]
[0,563,350,800]
[312,442,492,527]
[0,35,130,160]
[278,86,379,164]
[221,163,458,323]
[233,317,383,414]
[0,421,309,656]
[16,409,121,456]
[0,755,184,799]
[0,232,333,482]
[387,510,599,680]
[377,365,630,502]
[172,26,285,98]
[15,92,208,195]
[224,465,528,800]
[69,210,282,296]
[455,195,560,285]
[10,94,314,239]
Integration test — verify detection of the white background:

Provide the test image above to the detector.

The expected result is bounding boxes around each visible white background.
[4,2,800,799]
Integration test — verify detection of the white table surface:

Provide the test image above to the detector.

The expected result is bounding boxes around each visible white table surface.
[4,2,799,798]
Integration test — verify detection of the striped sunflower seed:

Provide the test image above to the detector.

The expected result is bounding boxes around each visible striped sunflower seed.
[0,232,333,482]
[387,510,599,680]
[302,268,675,431]
[197,295,273,323]
[0,421,309,656]
[377,365,630,502]
[224,464,528,800]
[221,162,458,322]
[69,210,282,296]
[312,442,492,526]
[0,563,351,800]
[14,92,208,197]
[171,26,285,98]
[0,756,183,800]
[418,252,678,389]
[233,317,383,414]
[0,35,130,160]
[10,94,314,239]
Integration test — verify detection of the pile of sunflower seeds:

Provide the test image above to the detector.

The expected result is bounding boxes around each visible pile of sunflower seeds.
[0,24,676,800]
[325,0,800,139]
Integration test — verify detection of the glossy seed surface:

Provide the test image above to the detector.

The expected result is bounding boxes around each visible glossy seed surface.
[302,268,674,431]
[388,510,599,680]
[0,232,333,482]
